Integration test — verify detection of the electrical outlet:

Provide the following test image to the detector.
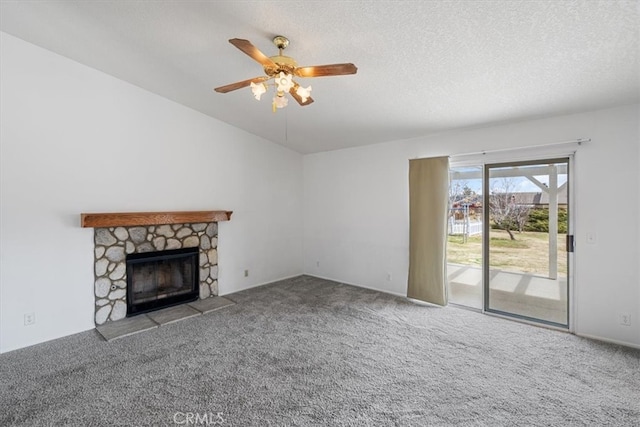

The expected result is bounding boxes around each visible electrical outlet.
[619,313,631,326]
[24,313,36,326]
[244,269,249,278]
[386,272,392,281]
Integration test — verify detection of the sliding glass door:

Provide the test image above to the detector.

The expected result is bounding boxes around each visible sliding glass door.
[484,159,570,326]
[447,167,484,309]
[447,158,571,328]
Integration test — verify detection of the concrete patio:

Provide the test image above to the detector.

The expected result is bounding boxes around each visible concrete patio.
[447,263,568,325]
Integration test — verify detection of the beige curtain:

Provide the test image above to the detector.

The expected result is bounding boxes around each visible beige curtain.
[407,156,450,305]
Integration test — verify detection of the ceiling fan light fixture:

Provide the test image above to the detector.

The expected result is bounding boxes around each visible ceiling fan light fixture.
[273,94,289,110]
[276,72,294,93]
[296,85,312,103]
[250,81,267,100]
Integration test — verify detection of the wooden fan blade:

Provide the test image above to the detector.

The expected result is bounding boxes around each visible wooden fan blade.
[295,63,358,78]
[229,38,277,68]
[289,85,314,106]
[214,76,270,93]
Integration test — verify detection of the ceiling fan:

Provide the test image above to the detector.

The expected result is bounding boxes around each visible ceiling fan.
[214,36,357,111]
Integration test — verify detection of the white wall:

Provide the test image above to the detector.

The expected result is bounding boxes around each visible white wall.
[304,104,640,348]
[2,31,638,354]
[0,33,303,353]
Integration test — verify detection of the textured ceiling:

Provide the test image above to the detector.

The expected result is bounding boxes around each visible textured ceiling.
[1,1,638,154]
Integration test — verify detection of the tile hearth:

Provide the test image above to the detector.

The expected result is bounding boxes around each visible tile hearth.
[95,296,235,341]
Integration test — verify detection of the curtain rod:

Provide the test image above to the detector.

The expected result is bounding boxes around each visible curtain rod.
[449,138,590,159]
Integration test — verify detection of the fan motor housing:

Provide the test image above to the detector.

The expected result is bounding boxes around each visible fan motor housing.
[265,55,297,76]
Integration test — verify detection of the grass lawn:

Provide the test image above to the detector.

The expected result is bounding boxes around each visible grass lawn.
[447,229,567,275]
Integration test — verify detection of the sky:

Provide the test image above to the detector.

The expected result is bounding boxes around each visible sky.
[450,166,568,195]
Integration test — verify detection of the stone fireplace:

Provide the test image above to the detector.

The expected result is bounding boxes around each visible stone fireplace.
[81,211,232,325]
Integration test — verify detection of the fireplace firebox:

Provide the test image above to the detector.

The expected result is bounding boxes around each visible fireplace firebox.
[126,247,199,316]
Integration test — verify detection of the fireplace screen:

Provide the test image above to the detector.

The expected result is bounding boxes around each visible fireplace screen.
[126,247,199,316]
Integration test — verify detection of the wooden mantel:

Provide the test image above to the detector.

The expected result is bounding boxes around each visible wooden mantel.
[81,210,232,228]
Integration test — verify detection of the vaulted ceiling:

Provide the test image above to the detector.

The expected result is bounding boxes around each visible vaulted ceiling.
[1,1,638,154]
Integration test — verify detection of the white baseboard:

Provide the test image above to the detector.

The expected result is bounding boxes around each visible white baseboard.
[219,273,304,297]
[304,273,407,298]
[575,332,640,350]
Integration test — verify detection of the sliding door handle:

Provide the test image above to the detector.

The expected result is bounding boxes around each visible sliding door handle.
[566,235,575,253]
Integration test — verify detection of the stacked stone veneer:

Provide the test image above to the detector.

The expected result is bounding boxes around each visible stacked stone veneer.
[93,222,219,325]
